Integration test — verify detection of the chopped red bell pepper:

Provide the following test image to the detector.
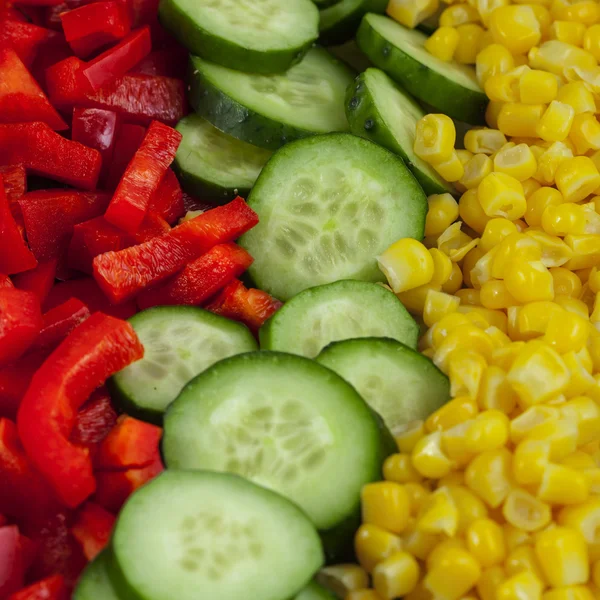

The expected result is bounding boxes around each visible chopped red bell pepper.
[0,276,13,289]
[19,190,111,261]
[148,168,184,225]
[0,352,47,420]
[105,123,145,189]
[70,388,117,452]
[43,277,136,320]
[104,120,182,234]
[42,3,67,30]
[0,165,27,203]
[70,503,114,561]
[12,260,58,305]
[71,108,119,184]
[17,312,144,507]
[0,175,38,275]
[82,26,151,90]
[94,197,258,303]
[138,243,254,310]
[33,298,91,351]
[0,48,67,131]
[206,279,283,334]
[0,123,102,190]
[135,212,170,241]
[8,575,67,600]
[0,289,43,367]
[0,525,25,598]
[132,46,188,79]
[0,20,56,67]
[95,415,161,470]
[46,57,186,125]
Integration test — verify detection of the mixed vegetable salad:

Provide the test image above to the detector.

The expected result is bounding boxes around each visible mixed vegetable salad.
[1,0,600,598]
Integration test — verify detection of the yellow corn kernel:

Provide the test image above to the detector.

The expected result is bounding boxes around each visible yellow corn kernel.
[431,312,471,348]
[448,484,489,535]
[563,350,596,397]
[440,2,479,25]
[561,450,597,469]
[414,114,456,164]
[433,150,465,182]
[527,416,579,460]
[454,23,484,64]
[550,20,586,46]
[387,0,441,28]
[525,187,564,227]
[455,289,481,306]
[457,148,474,166]
[425,26,461,61]
[486,101,504,129]
[476,43,515,85]
[424,548,481,600]
[564,234,600,270]
[346,590,385,600]
[480,280,518,310]
[465,447,513,508]
[543,587,596,600]
[426,538,468,571]
[411,431,453,478]
[373,551,420,599]
[529,41,598,76]
[520,70,559,105]
[417,486,459,536]
[569,113,600,155]
[441,421,475,467]
[503,488,551,533]
[384,453,423,486]
[506,545,546,583]
[423,289,460,327]
[557,81,597,113]
[439,471,465,487]
[556,156,600,203]
[378,238,434,293]
[449,349,487,398]
[536,101,576,142]
[479,218,518,254]
[584,24,600,61]
[459,189,491,234]
[434,324,495,371]
[559,499,600,559]
[362,482,411,535]
[498,103,545,138]
[584,203,600,235]
[464,128,507,155]
[564,65,600,93]
[544,311,589,355]
[503,525,531,552]
[535,527,589,588]
[466,518,506,567]
[319,565,370,599]
[355,524,404,573]
[510,405,559,442]
[478,566,507,600]
[404,582,434,600]
[478,365,518,414]
[465,410,510,453]
[425,193,459,237]
[551,0,600,25]
[513,439,551,485]
[459,154,493,190]
[437,221,480,261]
[504,260,555,304]
[403,483,430,518]
[526,230,574,268]
[395,285,437,315]
[426,396,478,432]
[538,463,589,504]
[478,172,527,220]
[497,571,544,600]
[426,253,453,291]
[589,267,600,292]
[402,522,440,560]
[489,5,541,54]
[542,205,586,240]
[515,301,563,339]
[592,292,600,323]
[522,177,541,198]
[494,143,538,181]
[485,72,520,103]
[535,141,574,186]
[394,420,425,453]
[442,261,463,294]
[458,305,508,333]
[550,267,582,297]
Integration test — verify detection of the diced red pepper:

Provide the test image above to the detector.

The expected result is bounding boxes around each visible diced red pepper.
[105,123,145,190]
[8,574,67,600]
[148,168,184,225]
[206,279,283,334]
[134,212,170,241]
[70,388,117,452]
[0,352,47,420]
[12,260,57,305]
[19,190,110,261]
[33,298,91,351]
[0,123,102,190]
[138,243,254,310]
[0,525,25,598]
[43,277,136,320]
[0,175,37,276]
[0,48,67,131]
[95,415,161,470]
[131,46,188,79]
[0,276,13,289]
[42,3,67,30]
[0,165,27,203]
[0,289,42,367]
[17,312,144,507]
[94,197,258,303]
[82,26,151,90]
[46,57,186,125]
[0,20,56,67]
[104,120,182,234]
[70,503,114,561]
[71,108,119,184]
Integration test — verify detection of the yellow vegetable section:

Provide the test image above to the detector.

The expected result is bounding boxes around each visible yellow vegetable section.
[339,0,600,598]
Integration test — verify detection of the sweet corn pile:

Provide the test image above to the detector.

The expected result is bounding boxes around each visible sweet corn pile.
[330,1,600,599]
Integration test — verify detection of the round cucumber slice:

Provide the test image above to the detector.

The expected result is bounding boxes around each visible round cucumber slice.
[111,306,258,424]
[239,133,427,301]
[319,0,387,46]
[189,49,353,151]
[259,280,419,358]
[163,352,386,533]
[346,68,456,196]
[174,114,272,204]
[74,551,120,600]
[158,0,319,74]
[356,13,488,124]
[111,471,323,600]
[317,337,450,432]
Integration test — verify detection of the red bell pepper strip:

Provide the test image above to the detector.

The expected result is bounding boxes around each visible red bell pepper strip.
[206,280,283,334]
[46,57,187,125]
[17,312,144,507]
[33,298,91,351]
[0,176,37,276]
[8,575,67,600]
[132,46,188,79]
[138,243,254,310]
[104,120,182,234]
[148,168,184,225]
[135,212,170,241]
[105,123,145,189]
[0,526,25,598]
[43,3,67,30]
[0,48,67,131]
[0,276,13,289]
[0,123,102,191]
[0,20,56,67]
[70,502,114,561]
[70,387,117,452]
[0,352,47,420]
[82,27,151,90]
[12,260,57,305]
[19,190,111,261]
[43,278,136,320]
[0,289,42,367]
[0,165,26,203]
[71,108,119,184]
[94,197,258,303]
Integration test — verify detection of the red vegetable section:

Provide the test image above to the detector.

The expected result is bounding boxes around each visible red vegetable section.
[0,289,42,367]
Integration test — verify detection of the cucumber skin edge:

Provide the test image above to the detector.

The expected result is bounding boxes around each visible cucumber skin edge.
[355,16,488,125]
[319,0,388,46]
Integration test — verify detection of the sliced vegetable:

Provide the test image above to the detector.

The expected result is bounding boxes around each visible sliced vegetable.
[295,581,337,600]
[0,20,56,67]
[73,551,120,600]
[319,0,387,46]
[34,298,91,351]
[0,526,25,598]
[0,165,27,202]
[12,260,58,305]
[148,168,184,224]
[71,503,115,561]
[70,388,117,452]
[7,575,67,600]
[0,289,42,367]
[105,124,146,189]
[0,353,47,420]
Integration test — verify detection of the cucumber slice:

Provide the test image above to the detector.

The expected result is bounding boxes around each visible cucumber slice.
[239,134,427,301]
[74,551,120,600]
[319,0,387,46]
[174,114,272,204]
[327,40,372,72]
[189,49,353,151]
[296,581,337,600]
[163,352,386,534]
[110,471,323,600]
[317,337,450,432]
[346,68,455,196]
[158,0,319,74]
[314,0,341,8]
[111,306,257,425]
[356,13,488,124]
[259,280,418,358]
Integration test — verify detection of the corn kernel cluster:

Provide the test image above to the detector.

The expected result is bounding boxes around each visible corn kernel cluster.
[336,0,600,598]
